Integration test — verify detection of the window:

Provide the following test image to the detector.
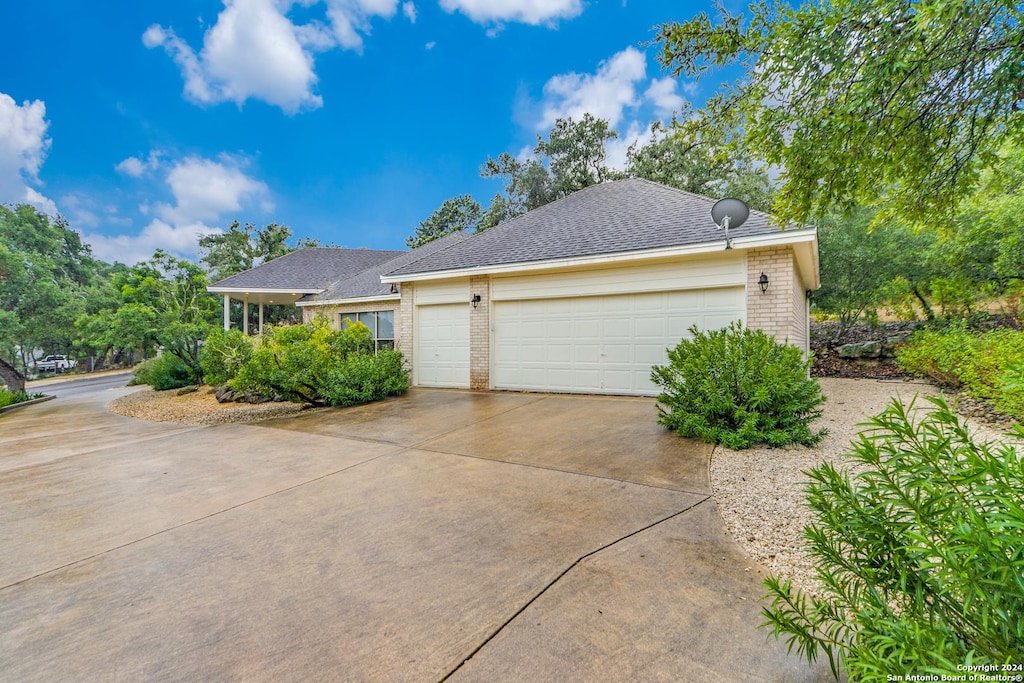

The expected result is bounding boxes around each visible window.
[340,310,395,351]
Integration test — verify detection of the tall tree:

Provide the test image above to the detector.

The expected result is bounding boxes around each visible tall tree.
[0,205,101,387]
[626,120,775,211]
[655,0,1024,228]
[199,221,317,282]
[406,195,482,248]
[535,113,622,196]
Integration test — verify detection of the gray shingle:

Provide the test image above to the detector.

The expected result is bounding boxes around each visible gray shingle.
[386,178,790,277]
[304,231,471,302]
[209,247,404,291]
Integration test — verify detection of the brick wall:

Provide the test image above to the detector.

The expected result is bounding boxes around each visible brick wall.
[469,275,490,390]
[395,283,414,361]
[747,247,800,344]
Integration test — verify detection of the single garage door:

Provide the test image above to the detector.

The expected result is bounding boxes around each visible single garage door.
[415,303,470,388]
[493,287,745,395]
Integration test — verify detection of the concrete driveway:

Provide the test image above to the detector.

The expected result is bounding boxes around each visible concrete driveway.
[0,386,832,682]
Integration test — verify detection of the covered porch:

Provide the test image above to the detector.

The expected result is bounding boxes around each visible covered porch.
[207,288,314,335]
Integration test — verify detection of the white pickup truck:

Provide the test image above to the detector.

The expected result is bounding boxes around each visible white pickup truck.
[34,355,77,373]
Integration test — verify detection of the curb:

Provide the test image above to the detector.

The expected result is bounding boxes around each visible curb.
[0,394,57,414]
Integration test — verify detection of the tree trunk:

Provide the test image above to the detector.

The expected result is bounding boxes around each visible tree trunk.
[0,356,26,394]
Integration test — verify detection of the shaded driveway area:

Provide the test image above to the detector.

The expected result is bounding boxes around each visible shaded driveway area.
[0,387,832,682]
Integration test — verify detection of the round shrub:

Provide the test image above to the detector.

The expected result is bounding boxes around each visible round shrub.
[132,353,193,391]
[652,321,826,449]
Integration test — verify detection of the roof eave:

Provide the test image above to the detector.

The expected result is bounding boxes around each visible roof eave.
[381,228,819,283]
[297,293,400,307]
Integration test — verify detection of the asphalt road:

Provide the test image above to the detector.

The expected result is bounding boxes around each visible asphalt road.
[29,371,132,398]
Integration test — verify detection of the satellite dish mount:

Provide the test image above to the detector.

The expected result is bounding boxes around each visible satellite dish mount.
[710,198,750,250]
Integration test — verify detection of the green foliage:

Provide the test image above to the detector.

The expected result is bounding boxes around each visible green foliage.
[229,317,407,406]
[199,221,317,282]
[625,120,774,212]
[198,328,254,386]
[132,354,194,391]
[656,1,1024,229]
[406,194,482,248]
[0,389,44,409]
[652,322,825,449]
[763,397,1024,679]
[897,326,1024,419]
[0,204,103,374]
[814,208,937,336]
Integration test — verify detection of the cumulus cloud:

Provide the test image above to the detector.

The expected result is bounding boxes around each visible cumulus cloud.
[0,93,57,214]
[645,77,687,119]
[116,151,162,178]
[439,0,582,25]
[539,47,647,129]
[402,1,416,22]
[145,0,398,113]
[85,154,273,265]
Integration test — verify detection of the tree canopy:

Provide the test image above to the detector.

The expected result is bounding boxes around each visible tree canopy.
[199,221,317,282]
[406,194,482,248]
[656,0,1024,228]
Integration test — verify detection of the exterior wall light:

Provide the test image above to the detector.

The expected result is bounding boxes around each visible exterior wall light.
[758,272,769,294]
[471,294,482,308]
[390,283,399,295]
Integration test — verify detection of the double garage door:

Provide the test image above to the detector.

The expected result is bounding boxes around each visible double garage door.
[492,287,744,395]
[412,284,746,395]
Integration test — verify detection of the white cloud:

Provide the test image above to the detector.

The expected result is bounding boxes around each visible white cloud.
[116,151,162,178]
[145,0,399,113]
[645,77,686,119]
[85,154,273,265]
[402,1,416,22]
[539,47,647,129]
[0,93,57,214]
[425,40,436,49]
[439,0,582,25]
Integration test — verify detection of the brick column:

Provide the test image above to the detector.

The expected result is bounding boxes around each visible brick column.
[395,282,414,363]
[746,247,796,343]
[469,275,490,390]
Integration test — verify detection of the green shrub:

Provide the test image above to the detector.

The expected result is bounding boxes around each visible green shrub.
[764,397,1024,679]
[230,317,407,407]
[132,353,193,391]
[897,325,1024,419]
[199,328,254,386]
[0,389,43,408]
[651,322,826,449]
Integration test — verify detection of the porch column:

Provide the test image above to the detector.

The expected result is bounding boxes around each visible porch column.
[258,303,264,334]
[243,296,250,335]
[223,294,230,331]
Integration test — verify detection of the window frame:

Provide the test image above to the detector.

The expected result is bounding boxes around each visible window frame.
[340,310,395,351]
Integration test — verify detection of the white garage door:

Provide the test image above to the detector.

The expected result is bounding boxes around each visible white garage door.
[415,303,470,388]
[493,287,745,395]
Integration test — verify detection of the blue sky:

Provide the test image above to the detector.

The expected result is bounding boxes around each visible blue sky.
[1,0,719,265]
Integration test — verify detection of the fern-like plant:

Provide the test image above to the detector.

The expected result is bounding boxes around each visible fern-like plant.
[764,397,1024,679]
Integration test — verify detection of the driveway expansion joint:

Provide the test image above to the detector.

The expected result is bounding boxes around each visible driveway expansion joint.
[438,495,712,682]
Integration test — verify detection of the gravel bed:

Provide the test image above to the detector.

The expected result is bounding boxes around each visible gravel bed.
[711,377,1019,597]
[108,386,314,425]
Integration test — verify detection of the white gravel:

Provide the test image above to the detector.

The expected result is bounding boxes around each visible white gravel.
[710,377,1019,596]
[108,386,314,425]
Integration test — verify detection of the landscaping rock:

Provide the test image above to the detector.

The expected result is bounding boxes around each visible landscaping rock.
[176,385,198,396]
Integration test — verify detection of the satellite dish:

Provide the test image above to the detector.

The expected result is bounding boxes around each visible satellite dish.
[711,197,750,249]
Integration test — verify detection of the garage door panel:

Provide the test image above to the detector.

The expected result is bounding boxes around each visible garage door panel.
[493,286,744,396]
[415,303,470,388]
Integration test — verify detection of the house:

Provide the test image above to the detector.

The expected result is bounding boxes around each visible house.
[210,178,819,397]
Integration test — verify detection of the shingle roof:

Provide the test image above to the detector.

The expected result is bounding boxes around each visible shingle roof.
[303,231,471,302]
[209,247,404,291]
[385,178,790,277]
